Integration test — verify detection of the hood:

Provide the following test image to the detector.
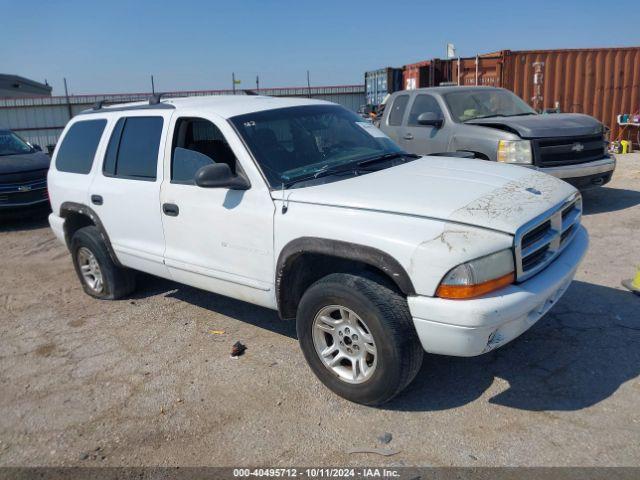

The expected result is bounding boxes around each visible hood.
[278,157,576,235]
[466,113,603,138]
[0,151,50,176]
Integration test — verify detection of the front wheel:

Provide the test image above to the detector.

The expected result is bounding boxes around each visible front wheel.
[296,273,424,405]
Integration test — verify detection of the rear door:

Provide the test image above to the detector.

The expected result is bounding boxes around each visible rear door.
[88,111,173,278]
[401,93,450,154]
[381,93,410,146]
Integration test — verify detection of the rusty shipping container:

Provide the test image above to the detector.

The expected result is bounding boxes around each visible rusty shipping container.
[403,59,451,90]
[452,47,640,144]
[451,54,504,87]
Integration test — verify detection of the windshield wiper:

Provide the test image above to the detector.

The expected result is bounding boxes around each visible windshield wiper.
[463,114,504,122]
[281,152,419,189]
[357,152,418,168]
[281,167,356,189]
[505,112,537,117]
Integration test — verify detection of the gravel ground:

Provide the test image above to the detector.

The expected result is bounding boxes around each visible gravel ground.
[0,154,639,467]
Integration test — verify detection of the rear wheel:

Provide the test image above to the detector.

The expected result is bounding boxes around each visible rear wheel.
[70,226,136,300]
[297,273,423,405]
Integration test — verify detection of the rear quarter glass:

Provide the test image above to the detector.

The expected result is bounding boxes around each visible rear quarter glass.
[56,120,107,174]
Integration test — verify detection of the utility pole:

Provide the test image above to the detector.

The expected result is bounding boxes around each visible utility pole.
[232,72,236,94]
[63,78,73,120]
[306,70,311,98]
[151,75,155,94]
[256,75,260,93]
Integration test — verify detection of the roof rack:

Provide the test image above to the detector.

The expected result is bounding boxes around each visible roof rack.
[92,99,109,110]
[79,101,175,115]
[149,93,164,105]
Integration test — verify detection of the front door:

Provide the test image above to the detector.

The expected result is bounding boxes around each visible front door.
[401,94,451,155]
[159,113,276,308]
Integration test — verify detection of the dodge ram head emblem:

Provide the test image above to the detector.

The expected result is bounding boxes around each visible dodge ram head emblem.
[18,185,32,192]
[571,142,585,152]
[526,187,542,195]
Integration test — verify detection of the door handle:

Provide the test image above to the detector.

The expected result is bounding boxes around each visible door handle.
[162,203,179,217]
[403,133,414,140]
[91,194,103,205]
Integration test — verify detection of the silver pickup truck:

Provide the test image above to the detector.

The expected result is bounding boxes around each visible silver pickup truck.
[379,86,615,188]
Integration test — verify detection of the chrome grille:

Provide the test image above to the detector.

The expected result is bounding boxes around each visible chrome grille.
[514,193,582,282]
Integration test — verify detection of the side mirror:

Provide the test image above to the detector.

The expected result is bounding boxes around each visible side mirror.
[32,144,42,152]
[195,163,250,190]
[417,112,444,128]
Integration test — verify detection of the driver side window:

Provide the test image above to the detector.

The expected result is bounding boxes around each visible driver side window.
[407,95,443,126]
[171,118,238,184]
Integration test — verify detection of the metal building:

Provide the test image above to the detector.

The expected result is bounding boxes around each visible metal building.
[0,74,52,98]
[0,85,365,151]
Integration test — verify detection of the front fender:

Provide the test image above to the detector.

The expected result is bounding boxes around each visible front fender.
[409,223,514,296]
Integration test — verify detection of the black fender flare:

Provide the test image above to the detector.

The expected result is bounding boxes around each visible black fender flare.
[59,201,123,267]
[275,237,416,317]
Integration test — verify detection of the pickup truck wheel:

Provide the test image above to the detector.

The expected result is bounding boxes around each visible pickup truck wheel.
[70,226,136,300]
[297,273,423,405]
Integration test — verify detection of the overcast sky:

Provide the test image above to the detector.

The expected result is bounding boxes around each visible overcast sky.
[2,0,638,96]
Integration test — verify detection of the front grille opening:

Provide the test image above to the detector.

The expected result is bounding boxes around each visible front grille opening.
[562,203,577,220]
[0,188,47,205]
[535,134,605,167]
[523,245,550,271]
[561,225,575,244]
[522,220,551,250]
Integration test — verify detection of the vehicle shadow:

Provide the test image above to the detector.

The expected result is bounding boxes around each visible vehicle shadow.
[581,186,640,215]
[386,280,639,412]
[130,275,638,412]
[133,273,295,339]
[0,209,50,232]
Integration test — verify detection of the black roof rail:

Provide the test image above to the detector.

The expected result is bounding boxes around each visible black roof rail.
[79,102,175,115]
[92,99,109,110]
[149,93,165,105]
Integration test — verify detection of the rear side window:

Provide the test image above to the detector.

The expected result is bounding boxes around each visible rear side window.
[103,117,163,180]
[56,120,107,174]
[388,95,409,126]
[408,95,444,126]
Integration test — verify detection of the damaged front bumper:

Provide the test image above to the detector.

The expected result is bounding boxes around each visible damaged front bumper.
[538,156,616,188]
[407,225,588,357]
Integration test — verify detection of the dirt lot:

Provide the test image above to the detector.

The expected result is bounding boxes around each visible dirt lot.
[1,154,639,468]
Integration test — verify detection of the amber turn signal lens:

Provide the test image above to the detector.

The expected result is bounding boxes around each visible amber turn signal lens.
[436,272,515,300]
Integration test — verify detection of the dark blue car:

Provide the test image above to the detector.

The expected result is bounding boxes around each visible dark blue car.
[0,128,50,214]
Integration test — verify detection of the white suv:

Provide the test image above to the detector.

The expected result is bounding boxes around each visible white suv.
[48,95,588,405]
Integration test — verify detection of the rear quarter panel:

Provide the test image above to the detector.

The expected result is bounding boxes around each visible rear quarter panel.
[48,116,114,215]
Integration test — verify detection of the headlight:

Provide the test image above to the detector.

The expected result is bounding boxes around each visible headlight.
[497,140,532,164]
[436,249,515,299]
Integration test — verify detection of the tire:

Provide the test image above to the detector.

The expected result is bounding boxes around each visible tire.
[296,273,423,405]
[70,226,136,300]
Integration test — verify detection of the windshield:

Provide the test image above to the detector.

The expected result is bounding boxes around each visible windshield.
[0,130,34,156]
[230,105,404,187]
[443,89,536,122]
